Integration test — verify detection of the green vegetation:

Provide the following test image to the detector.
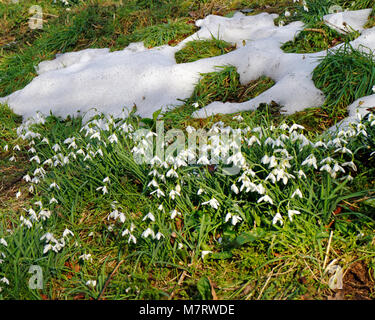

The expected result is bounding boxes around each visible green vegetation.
[175,39,236,63]
[313,43,375,116]
[0,0,375,301]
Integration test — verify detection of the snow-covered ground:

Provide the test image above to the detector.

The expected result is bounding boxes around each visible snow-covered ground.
[0,9,373,122]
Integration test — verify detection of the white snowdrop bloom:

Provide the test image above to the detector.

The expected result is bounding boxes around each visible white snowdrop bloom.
[0,277,9,285]
[257,195,273,205]
[155,232,164,240]
[62,228,74,238]
[31,177,40,184]
[291,188,303,199]
[169,189,180,200]
[34,200,43,207]
[147,179,159,188]
[108,133,118,144]
[40,232,55,242]
[320,157,334,165]
[150,188,165,198]
[49,197,58,204]
[39,209,51,220]
[141,228,155,239]
[231,215,242,226]
[178,243,184,250]
[303,5,309,12]
[289,124,305,133]
[333,163,345,174]
[170,209,181,219]
[43,158,53,166]
[29,155,40,164]
[201,251,212,259]
[13,145,21,151]
[96,185,108,195]
[16,191,21,199]
[186,126,196,134]
[342,162,357,171]
[261,155,270,165]
[334,147,353,155]
[150,156,162,166]
[0,238,7,247]
[314,141,327,148]
[265,172,276,184]
[3,144,8,151]
[247,135,261,147]
[278,20,285,27]
[23,174,31,182]
[68,141,77,150]
[264,137,274,146]
[297,169,306,179]
[128,234,137,244]
[86,280,97,288]
[197,188,205,195]
[43,244,52,254]
[52,144,61,152]
[202,198,220,210]
[103,176,110,184]
[272,212,283,226]
[20,216,33,228]
[285,10,291,17]
[231,184,239,194]
[79,254,92,262]
[90,132,101,140]
[193,102,200,108]
[49,181,60,190]
[301,154,317,169]
[320,164,332,174]
[225,213,232,223]
[122,229,129,237]
[158,204,164,211]
[143,212,155,222]
[256,184,266,195]
[166,168,178,178]
[41,137,49,144]
[197,155,210,165]
[288,210,301,222]
[233,114,244,121]
[76,149,85,156]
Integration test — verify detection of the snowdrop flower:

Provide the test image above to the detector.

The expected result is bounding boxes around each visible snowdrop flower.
[291,188,303,199]
[141,228,155,239]
[143,212,155,222]
[16,191,21,199]
[193,102,199,108]
[52,144,61,152]
[233,114,244,121]
[3,144,8,151]
[197,188,205,195]
[278,20,285,26]
[0,238,7,247]
[169,189,180,200]
[257,195,273,205]
[150,188,165,198]
[288,210,301,222]
[342,161,357,171]
[314,141,327,148]
[334,147,353,155]
[49,197,58,204]
[301,154,317,169]
[285,10,291,17]
[155,232,164,240]
[201,251,212,259]
[225,213,242,226]
[202,198,220,210]
[79,254,92,262]
[43,244,52,254]
[49,181,60,190]
[272,212,283,226]
[0,277,9,285]
[247,135,261,146]
[86,280,97,288]
[103,176,110,184]
[320,164,332,174]
[62,228,74,238]
[147,179,159,188]
[297,169,306,179]
[289,124,305,133]
[170,209,181,219]
[166,168,178,178]
[128,234,137,244]
[13,145,20,151]
[96,185,108,195]
[231,184,239,194]
[108,133,118,144]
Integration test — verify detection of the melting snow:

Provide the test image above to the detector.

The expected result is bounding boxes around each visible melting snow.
[0,9,373,121]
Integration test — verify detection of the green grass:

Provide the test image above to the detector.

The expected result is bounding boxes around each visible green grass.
[281,22,360,54]
[313,43,375,117]
[175,38,236,63]
[1,0,375,301]
[162,66,275,128]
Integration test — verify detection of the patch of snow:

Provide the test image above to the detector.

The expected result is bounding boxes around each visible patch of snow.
[0,9,374,121]
[323,8,372,34]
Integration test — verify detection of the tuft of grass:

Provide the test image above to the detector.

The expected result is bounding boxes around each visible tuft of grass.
[313,43,375,116]
[121,19,197,48]
[281,22,360,54]
[175,39,236,63]
[162,66,275,128]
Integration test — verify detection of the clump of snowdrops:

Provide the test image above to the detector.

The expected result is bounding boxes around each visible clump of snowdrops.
[1,108,374,292]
